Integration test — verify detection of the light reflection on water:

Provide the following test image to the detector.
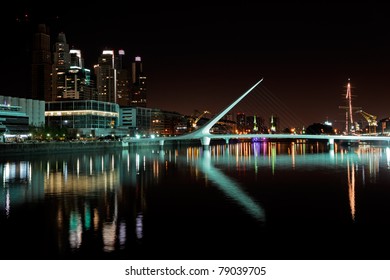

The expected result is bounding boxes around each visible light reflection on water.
[1,141,390,259]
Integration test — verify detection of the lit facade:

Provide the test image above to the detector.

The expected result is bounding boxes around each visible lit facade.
[52,32,71,101]
[95,50,117,103]
[269,114,279,133]
[151,109,187,136]
[65,49,97,101]
[65,67,97,100]
[0,104,29,136]
[119,106,152,136]
[45,100,119,137]
[0,95,45,127]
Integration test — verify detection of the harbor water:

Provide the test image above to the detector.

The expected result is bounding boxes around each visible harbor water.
[1,140,390,260]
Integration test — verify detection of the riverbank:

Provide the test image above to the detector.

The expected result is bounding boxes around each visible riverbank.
[0,137,315,157]
[0,141,129,157]
[0,138,207,157]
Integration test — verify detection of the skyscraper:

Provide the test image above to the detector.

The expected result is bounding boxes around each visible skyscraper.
[130,56,147,107]
[52,32,71,101]
[115,50,130,106]
[65,49,97,100]
[95,50,117,103]
[31,24,52,101]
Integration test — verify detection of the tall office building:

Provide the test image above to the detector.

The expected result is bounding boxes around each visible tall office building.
[52,32,71,101]
[31,24,52,101]
[130,56,147,107]
[65,67,95,100]
[116,50,130,106]
[65,49,97,100]
[95,50,117,103]
[116,69,130,106]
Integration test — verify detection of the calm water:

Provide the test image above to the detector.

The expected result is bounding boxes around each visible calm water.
[1,141,390,260]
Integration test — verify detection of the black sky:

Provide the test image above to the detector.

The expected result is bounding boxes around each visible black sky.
[2,1,390,129]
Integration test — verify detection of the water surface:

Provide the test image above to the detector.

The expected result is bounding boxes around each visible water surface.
[1,141,390,260]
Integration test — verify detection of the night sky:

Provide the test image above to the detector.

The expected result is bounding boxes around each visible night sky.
[2,2,390,129]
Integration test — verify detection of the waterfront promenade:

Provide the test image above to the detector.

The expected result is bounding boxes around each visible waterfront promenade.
[2,132,390,157]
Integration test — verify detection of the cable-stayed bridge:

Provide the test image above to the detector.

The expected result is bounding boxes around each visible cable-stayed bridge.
[127,78,390,147]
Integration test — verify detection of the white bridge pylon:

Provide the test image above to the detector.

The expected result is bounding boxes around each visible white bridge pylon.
[174,78,264,146]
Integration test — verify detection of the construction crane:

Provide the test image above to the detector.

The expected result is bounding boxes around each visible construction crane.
[356,110,377,135]
[192,110,211,128]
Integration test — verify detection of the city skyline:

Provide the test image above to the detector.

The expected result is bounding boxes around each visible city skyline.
[3,2,390,130]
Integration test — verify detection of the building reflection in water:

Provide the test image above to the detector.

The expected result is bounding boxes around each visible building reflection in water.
[387,147,390,169]
[0,161,44,218]
[69,210,82,249]
[102,193,118,252]
[136,212,143,239]
[42,151,132,254]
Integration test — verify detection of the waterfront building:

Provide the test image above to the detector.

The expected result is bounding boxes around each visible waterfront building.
[0,95,45,127]
[119,106,152,137]
[119,107,188,137]
[45,100,119,137]
[0,104,29,142]
[151,109,188,136]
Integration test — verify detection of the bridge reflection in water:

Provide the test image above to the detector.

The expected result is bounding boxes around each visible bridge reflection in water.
[1,141,390,259]
[189,147,265,222]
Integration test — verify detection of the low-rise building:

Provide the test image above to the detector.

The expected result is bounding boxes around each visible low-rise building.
[45,100,119,138]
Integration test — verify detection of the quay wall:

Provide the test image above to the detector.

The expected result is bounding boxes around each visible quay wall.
[0,139,203,157]
[0,141,128,157]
